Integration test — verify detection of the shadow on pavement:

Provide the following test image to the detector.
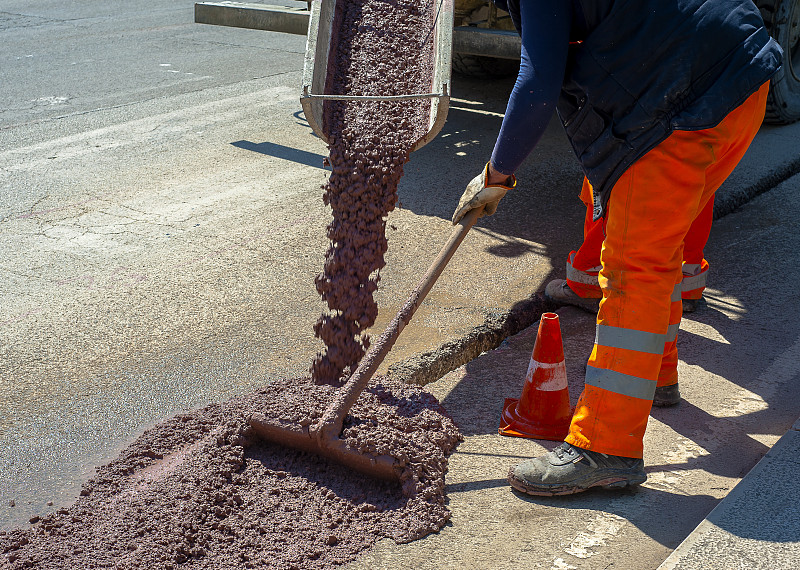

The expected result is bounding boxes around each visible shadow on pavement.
[508,485,719,549]
[231,140,328,169]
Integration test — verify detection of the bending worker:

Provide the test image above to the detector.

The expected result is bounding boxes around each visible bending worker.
[452,0,781,496]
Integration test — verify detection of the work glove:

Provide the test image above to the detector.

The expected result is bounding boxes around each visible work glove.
[451,162,516,224]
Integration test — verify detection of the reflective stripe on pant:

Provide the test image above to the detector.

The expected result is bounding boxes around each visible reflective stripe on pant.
[568,180,714,301]
[681,259,709,300]
[565,82,769,459]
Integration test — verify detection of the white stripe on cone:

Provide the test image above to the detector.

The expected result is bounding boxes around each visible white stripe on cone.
[525,359,568,392]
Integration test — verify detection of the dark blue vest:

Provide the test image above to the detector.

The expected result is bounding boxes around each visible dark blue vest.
[501,0,782,219]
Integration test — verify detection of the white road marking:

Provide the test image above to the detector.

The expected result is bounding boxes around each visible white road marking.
[562,512,627,559]
[0,85,297,172]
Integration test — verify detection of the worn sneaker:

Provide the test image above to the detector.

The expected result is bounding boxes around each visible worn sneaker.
[544,279,601,314]
[508,442,646,496]
[653,383,681,407]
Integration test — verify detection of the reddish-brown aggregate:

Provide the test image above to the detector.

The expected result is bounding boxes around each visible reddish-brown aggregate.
[0,376,462,569]
[311,0,435,385]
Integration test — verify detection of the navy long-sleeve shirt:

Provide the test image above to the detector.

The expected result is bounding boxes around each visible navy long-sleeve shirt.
[489,0,572,176]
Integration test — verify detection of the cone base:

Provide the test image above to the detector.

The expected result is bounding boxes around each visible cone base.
[498,397,571,441]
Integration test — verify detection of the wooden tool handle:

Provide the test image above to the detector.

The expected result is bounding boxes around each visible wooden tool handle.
[316,207,481,440]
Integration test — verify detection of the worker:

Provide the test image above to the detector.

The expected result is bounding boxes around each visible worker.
[546,183,714,315]
[452,0,781,495]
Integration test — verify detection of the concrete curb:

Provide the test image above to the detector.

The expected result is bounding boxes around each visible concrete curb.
[657,416,800,569]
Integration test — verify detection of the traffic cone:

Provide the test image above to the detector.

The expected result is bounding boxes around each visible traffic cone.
[499,312,572,441]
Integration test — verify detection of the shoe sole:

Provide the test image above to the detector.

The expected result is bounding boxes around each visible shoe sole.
[507,470,647,496]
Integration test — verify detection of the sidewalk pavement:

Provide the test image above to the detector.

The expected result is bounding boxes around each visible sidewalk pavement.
[659,416,800,569]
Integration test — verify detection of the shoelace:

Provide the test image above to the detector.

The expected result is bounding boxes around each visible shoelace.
[553,443,571,461]
[554,443,605,469]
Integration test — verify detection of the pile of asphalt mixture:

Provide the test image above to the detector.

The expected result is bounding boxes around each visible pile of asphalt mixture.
[0,0,464,568]
[311,0,435,385]
[0,377,461,569]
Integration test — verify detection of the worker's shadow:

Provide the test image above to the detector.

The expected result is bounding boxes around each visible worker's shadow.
[501,463,799,544]
[440,471,716,548]
[510,485,718,549]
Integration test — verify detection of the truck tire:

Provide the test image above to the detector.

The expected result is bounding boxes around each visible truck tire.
[452,53,519,77]
[760,0,800,124]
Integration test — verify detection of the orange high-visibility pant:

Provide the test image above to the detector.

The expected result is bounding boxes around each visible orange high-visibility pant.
[567,184,713,302]
[568,184,712,390]
[565,82,769,459]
